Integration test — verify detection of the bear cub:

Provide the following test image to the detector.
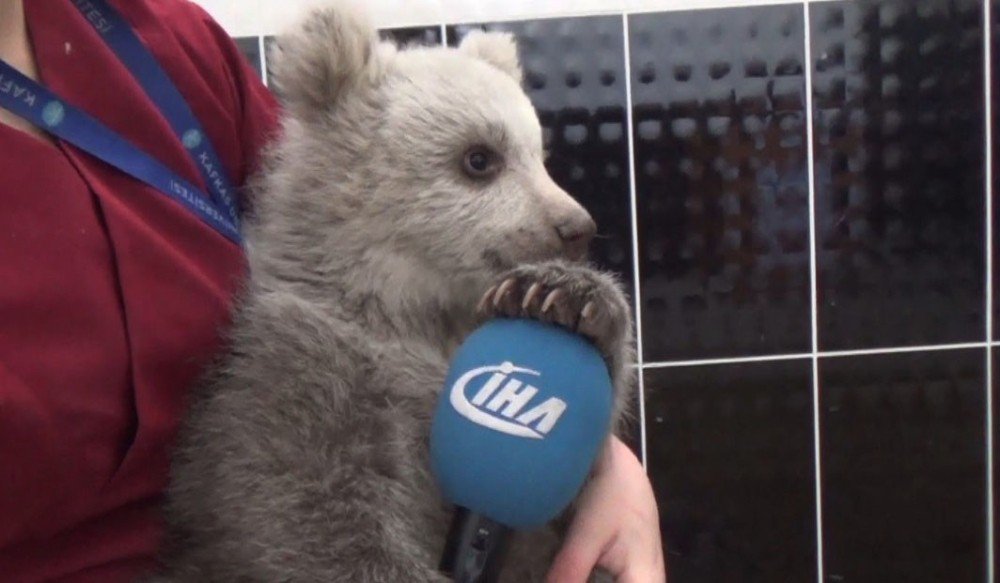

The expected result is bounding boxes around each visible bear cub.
[158,3,635,581]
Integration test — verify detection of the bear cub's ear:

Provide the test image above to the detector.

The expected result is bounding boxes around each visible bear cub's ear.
[269,3,384,115]
[458,31,523,84]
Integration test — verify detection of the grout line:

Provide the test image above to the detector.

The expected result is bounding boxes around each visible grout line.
[258,35,268,87]
[985,0,995,579]
[643,352,813,368]
[802,9,820,369]
[621,12,648,469]
[802,2,824,579]
[820,341,990,359]
[641,341,992,369]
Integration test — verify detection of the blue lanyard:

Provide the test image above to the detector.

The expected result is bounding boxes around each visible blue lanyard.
[70,0,240,229]
[0,0,241,244]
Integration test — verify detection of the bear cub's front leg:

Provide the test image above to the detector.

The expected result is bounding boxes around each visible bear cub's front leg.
[476,260,634,583]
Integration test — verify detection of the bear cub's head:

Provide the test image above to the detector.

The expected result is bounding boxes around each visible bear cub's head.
[257,4,595,305]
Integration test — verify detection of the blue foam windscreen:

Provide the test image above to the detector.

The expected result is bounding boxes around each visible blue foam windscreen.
[430,318,614,530]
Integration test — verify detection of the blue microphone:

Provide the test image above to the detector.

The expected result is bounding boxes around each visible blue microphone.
[430,318,614,582]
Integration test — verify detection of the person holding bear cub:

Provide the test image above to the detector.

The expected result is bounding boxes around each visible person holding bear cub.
[0,0,664,581]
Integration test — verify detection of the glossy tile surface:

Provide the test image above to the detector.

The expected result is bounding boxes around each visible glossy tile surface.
[811,0,985,350]
[820,349,986,581]
[994,0,1000,340]
[630,6,811,362]
[379,26,442,47]
[448,17,636,300]
[234,36,263,81]
[644,360,817,581]
[994,349,999,578]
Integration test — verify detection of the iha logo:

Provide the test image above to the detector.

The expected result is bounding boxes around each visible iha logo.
[449,362,567,439]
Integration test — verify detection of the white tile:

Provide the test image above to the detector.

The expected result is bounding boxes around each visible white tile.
[627,0,804,14]
[190,0,857,36]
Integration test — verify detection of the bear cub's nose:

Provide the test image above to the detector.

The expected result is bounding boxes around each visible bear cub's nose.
[555,213,597,261]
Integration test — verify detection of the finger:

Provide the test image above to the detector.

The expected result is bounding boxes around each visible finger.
[545,484,617,583]
[546,538,608,583]
[607,440,666,583]
[549,439,666,583]
[546,521,613,583]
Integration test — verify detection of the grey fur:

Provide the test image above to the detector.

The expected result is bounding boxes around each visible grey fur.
[157,3,635,581]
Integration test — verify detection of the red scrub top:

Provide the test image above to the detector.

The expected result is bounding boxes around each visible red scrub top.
[0,1,279,581]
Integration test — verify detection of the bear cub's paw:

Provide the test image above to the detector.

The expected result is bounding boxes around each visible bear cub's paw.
[476,260,631,363]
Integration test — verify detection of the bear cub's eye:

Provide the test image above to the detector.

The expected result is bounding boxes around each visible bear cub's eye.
[462,146,501,179]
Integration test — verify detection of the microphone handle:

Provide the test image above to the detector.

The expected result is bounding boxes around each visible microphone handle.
[439,506,511,583]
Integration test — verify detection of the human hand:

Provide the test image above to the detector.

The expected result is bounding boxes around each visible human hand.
[546,435,666,583]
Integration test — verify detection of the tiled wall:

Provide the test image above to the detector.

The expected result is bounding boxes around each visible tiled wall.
[220,0,997,580]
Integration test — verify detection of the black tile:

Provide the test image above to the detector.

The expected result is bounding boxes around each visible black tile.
[820,349,986,581]
[644,360,817,582]
[994,349,999,578]
[234,36,263,81]
[630,6,811,362]
[811,0,985,350]
[994,0,1000,339]
[448,18,636,301]
[379,26,442,47]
